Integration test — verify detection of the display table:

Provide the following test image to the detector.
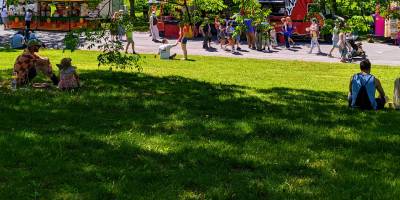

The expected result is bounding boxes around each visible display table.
[8,16,89,31]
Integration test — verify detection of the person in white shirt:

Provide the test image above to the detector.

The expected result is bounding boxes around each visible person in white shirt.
[149,11,160,42]
[25,9,33,29]
[1,7,9,29]
[158,39,177,59]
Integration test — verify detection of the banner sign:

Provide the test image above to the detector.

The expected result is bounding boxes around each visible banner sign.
[285,0,297,16]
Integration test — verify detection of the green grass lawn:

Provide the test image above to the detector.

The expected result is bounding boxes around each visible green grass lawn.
[0,50,400,199]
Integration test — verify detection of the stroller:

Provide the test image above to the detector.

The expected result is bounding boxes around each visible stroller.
[346,35,367,62]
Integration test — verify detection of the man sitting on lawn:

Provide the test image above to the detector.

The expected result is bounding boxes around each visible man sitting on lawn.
[10,31,26,49]
[158,39,177,60]
[13,39,59,86]
[349,59,386,110]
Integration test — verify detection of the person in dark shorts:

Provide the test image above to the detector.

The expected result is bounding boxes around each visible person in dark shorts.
[348,59,386,110]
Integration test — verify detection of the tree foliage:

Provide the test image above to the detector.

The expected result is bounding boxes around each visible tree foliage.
[313,0,400,33]
[64,14,141,71]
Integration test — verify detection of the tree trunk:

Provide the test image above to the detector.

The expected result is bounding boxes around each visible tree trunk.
[183,0,192,25]
[331,0,337,15]
[129,0,136,18]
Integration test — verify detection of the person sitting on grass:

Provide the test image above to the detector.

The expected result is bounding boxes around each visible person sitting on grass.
[57,58,80,90]
[394,78,400,109]
[13,40,59,86]
[10,31,26,49]
[348,59,386,110]
[158,39,177,60]
[28,30,37,40]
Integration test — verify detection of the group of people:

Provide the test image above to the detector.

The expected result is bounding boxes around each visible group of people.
[349,59,400,110]
[9,29,39,49]
[158,23,189,60]
[11,38,400,110]
[1,6,32,30]
[12,40,80,90]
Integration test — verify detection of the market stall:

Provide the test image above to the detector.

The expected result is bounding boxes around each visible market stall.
[6,0,121,31]
[149,0,191,39]
[375,2,400,44]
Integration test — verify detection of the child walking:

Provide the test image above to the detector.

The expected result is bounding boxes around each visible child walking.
[125,30,136,54]
[308,18,322,54]
[328,22,340,57]
[338,32,348,62]
[219,21,227,49]
[57,58,80,90]
[226,21,236,53]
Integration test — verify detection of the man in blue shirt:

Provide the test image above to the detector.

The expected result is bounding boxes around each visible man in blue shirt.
[244,18,255,49]
[349,59,386,110]
[10,31,26,49]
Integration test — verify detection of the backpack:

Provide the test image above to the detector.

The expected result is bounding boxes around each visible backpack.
[354,75,374,110]
[152,15,158,26]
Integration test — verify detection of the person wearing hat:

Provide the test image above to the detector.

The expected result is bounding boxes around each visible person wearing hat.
[13,39,59,86]
[56,58,80,90]
[149,10,160,42]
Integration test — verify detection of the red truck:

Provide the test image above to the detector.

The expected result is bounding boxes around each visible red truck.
[260,0,325,37]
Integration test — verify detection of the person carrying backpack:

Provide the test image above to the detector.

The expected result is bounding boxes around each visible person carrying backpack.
[348,59,387,110]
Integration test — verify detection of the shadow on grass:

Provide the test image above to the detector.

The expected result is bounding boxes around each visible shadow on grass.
[0,70,399,199]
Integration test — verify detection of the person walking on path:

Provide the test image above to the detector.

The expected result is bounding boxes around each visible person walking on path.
[214,16,221,44]
[1,7,9,30]
[177,23,189,60]
[200,18,212,49]
[308,18,322,54]
[219,21,227,49]
[150,11,160,42]
[281,18,290,49]
[226,20,236,53]
[328,22,340,57]
[338,32,349,62]
[25,9,33,30]
[125,30,136,54]
[244,18,255,49]
[286,17,295,46]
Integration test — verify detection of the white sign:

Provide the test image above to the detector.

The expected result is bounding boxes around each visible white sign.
[285,0,297,16]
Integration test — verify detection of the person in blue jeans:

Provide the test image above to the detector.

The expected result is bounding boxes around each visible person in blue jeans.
[281,17,290,49]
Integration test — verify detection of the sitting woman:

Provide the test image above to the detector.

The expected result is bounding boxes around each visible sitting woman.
[56,58,80,90]
[394,78,400,109]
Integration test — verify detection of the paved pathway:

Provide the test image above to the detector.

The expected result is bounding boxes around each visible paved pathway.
[1,27,399,66]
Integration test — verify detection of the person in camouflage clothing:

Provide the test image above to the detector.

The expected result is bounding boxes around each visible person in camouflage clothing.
[13,40,59,86]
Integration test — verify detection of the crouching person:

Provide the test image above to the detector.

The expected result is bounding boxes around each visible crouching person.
[13,40,59,86]
[349,59,386,110]
[158,39,177,60]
